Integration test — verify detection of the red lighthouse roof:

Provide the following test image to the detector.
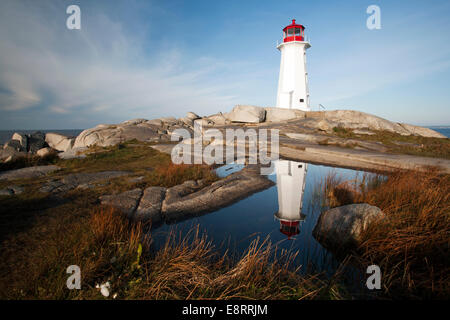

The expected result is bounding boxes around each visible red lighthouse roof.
[282,19,306,43]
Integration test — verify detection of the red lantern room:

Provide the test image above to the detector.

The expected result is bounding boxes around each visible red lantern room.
[283,19,305,42]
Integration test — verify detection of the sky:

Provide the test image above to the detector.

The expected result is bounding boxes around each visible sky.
[0,0,449,130]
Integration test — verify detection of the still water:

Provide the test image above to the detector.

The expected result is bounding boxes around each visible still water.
[151,160,368,275]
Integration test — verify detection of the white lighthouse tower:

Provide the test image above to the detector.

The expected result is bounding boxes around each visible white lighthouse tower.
[274,160,308,239]
[276,19,311,111]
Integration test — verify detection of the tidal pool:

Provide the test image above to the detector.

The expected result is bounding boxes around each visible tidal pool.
[151,160,369,275]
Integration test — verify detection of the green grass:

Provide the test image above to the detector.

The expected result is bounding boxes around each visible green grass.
[330,127,450,159]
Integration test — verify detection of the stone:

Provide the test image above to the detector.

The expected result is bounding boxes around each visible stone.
[205,112,229,125]
[193,118,214,127]
[0,148,27,162]
[146,119,163,126]
[313,203,385,250]
[45,133,75,152]
[4,139,25,152]
[226,105,266,123]
[100,188,143,219]
[0,165,60,181]
[73,124,160,148]
[398,123,446,138]
[36,147,53,157]
[353,129,375,135]
[58,147,88,159]
[134,186,166,223]
[28,131,47,153]
[162,166,274,222]
[12,133,28,150]
[186,112,200,120]
[264,107,305,122]
[40,171,131,193]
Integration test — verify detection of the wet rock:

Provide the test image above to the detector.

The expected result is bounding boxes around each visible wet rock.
[0,165,60,181]
[226,105,266,123]
[134,186,166,223]
[162,167,274,222]
[100,188,143,218]
[313,203,385,250]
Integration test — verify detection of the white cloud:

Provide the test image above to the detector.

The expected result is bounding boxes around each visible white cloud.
[0,0,247,125]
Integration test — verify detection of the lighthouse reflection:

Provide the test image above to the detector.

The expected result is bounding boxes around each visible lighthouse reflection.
[274,160,308,239]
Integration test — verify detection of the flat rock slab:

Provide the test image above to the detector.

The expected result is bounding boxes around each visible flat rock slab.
[97,166,274,225]
[100,188,143,219]
[0,165,60,181]
[40,171,131,193]
[134,186,166,223]
[162,166,274,223]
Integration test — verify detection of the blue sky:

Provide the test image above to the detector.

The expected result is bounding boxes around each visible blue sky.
[0,0,449,129]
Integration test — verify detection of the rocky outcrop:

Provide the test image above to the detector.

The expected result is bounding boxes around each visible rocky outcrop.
[264,107,305,122]
[100,188,143,218]
[73,116,195,148]
[134,186,166,223]
[40,171,131,193]
[0,165,60,181]
[226,105,266,123]
[313,203,385,250]
[398,123,446,138]
[303,110,446,138]
[98,166,274,225]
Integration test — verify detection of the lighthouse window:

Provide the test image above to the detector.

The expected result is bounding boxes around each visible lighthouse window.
[299,99,304,103]
[287,28,294,35]
[295,28,301,35]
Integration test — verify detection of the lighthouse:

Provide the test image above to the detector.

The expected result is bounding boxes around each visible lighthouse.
[274,160,308,239]
[276,19,311,111]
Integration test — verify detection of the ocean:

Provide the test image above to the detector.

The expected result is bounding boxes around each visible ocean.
[0,127,449,145]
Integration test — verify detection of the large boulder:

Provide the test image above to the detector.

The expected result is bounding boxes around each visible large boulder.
[73,123,161,148]
[27,131,47,153]
[313,203,385,250]
[45,133,75,152]
[3,139,25,152]
[303,110,408,135]
[12,133,28,150]
[264,107,306,122]
[226,105,266,123]
[205,112,229,125]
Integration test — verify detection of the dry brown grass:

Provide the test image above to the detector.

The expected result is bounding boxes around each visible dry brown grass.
[150,163,219,188]
[0,205,347,300]
[321,168,450,299]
